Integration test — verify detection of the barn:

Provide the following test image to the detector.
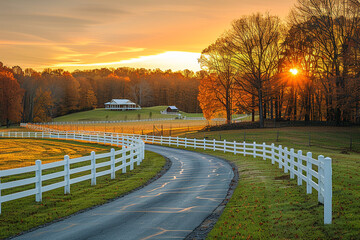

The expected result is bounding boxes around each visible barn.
[105,99,141,111]
[161,106,179,114]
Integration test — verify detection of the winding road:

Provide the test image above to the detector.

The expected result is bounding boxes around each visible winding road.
[15,145,234,240]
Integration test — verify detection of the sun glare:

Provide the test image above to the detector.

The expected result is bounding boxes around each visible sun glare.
[290,68,298,76]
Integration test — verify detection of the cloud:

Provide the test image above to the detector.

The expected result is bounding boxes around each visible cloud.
[51,51,201,72]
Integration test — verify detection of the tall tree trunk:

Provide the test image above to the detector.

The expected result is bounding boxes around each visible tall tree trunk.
[252,95,255,122]
[258,89,264,128]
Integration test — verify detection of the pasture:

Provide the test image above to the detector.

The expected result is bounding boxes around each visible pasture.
[0,138,166,238]
[43,119,209,136]
[179,126,360,239]
[53,106,203,122]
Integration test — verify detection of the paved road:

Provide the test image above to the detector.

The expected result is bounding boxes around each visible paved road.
[15,145,233,240]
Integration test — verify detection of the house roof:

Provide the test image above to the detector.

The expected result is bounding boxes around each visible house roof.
[106,99,136,105]
[167,106,178,110]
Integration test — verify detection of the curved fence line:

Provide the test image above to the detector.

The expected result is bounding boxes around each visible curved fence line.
[23,116,206,126]
[0,132,145,215]
[20,123,333,224]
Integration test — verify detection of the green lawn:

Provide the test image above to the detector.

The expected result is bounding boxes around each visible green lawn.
[0,139,166,239]
[54,106,204,122]
[177,126,360,239]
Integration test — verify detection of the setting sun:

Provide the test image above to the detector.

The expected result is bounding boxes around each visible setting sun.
[290,68,299,76]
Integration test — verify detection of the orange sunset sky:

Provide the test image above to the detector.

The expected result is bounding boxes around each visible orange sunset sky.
[0,0,296,72]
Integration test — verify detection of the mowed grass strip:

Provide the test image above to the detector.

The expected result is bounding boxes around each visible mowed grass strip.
[176,126,360,239]
[0,138,165,239]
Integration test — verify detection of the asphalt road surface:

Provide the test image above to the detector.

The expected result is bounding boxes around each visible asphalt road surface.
[15,145,234,240]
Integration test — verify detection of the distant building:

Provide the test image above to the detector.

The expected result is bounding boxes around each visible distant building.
[161,106,179,114]
[105,99,141,111]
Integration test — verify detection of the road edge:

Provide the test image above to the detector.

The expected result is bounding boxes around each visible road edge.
[184,152,239,240]
[8,154,172,240]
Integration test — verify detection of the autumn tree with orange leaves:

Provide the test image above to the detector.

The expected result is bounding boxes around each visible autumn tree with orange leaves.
[199,37,238,124]
[0,67,24,126]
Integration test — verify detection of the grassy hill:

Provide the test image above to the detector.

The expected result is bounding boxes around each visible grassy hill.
[54,106,203,122]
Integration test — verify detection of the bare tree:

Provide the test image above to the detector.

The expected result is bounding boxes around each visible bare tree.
[290,0,360,123]
[228,13,283,127]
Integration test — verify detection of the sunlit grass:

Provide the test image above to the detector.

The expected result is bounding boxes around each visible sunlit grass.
[0,139,109,170]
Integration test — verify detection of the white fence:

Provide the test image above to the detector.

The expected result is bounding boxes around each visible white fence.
[144,135,332,224]
[0,132,145,214]
[25,116,206,126]
[12,125,334,224]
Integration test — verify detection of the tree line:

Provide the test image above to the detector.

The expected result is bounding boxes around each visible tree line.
[198,0,360,127]
[0,64,201,126]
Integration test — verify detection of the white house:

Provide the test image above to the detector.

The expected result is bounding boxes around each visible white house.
[105,99,141,111]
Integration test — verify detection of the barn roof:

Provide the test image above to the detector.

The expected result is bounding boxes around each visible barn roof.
[167,106,178,110]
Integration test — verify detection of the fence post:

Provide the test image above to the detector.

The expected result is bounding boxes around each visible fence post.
[290,148,295,179]
[306,152,313,194]
[271,144,275,164]
[204,138,206,150]
[253,142,256,158]
[223,140,226,153]
[35,160,42,202]
[263,142,266,160]
[130,148,134,170]
[66,132,68,140]
[122,147,127,173]
[243,141,246,156]
[185,138,187,148]
[213,139,216,151]
[111,148,115,179]
[177,136,179,147]
[234,141,237,155]
[64,155,70,194]
[318,155,324,203]
[136,146,141,166]
[91,151,96,186]
[284,147,288,173]
[278,145,283,169]
[160,135,163,145]
[324,157,332,224]
[297,150,303,186]
[194,138,197,149]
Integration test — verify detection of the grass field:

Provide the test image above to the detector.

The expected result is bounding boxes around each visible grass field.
[0,126,36,132]
[0,139,110,169]
[176,126,360,239]
[43,119,209,136]
[0,138,166,239]
[53,106,203,122]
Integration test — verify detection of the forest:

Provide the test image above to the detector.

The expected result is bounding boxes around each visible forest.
[1,0,359,127]
[199,0,360,127]
[0,65,201,125]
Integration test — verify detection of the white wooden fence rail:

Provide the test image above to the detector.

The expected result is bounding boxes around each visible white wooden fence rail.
[0,132,145,215]
[26,116,206,126]
[6,126,333,224]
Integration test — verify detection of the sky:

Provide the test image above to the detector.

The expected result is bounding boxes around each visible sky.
[0,0,296,72]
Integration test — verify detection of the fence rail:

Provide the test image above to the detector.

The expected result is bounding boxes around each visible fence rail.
[0,132,145,214]
[11,125,333,224]
[24,116,206,126]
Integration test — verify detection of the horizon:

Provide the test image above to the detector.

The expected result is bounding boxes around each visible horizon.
[0,0,296,72]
